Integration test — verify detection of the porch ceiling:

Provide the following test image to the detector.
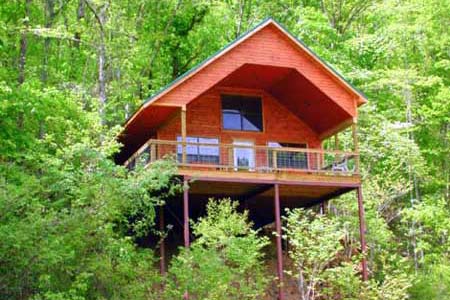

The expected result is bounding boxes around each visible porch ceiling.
[116,105,178,164]
[188,179,351,203]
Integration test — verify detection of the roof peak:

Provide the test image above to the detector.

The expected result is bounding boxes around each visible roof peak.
[124,17,366,127]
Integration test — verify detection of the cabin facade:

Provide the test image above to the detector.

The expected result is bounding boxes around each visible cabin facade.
[117,18,368,299]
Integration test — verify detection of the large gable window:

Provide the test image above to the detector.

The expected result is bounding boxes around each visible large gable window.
[222,95,263,131]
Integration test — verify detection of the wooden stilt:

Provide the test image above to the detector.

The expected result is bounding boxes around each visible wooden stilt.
[183,178,190,247]
[357,186,368,281]
[181,106,187,164]
[334,133,339,150]
[183,177,190,300]
[352,122,360,172]
[274,183,284,300]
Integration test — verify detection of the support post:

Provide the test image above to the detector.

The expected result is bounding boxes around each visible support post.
[352,122,360,172]
[334,133,339,150]
[228,147,234,169]
[150,142,156,163]
[183,178,190,248]
[357,186,368,281]
[272,149,278,170]
[274,183,284,300]
[181,106,187,164]
[159,206,166,275]
[183,178,190,300]
[316,152,321,171]
[334,133,340,164]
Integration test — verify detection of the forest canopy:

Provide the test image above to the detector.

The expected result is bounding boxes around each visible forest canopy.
[0,0,449,299]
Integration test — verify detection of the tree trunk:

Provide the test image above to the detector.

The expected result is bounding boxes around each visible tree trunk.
[17,0,31,130]
[41,0,55,84]
[18,0,31,85]
[98,24,107,125]
[74,0,85,48]
[84,0,109,125]
[235,0,245,38]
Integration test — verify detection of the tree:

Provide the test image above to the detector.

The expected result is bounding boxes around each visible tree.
[284,209,347,300]
[164,199,269,299]
[284,208,411,300]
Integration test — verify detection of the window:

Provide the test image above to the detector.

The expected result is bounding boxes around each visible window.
[268,142,308,169]
[177,136,220,164]
[233,140,255,169]
[222,95,263,131]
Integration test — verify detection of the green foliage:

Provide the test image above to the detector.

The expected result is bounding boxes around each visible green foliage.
[285,209,411,300]
[284,208,350,300]
[0,131,178,299]
[409,261,450,299]
[0,0,449,298]
[164,199,269,299]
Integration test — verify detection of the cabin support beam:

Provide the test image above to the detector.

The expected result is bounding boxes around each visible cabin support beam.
[159,206,166,275]
[334,133,339,150]
[183,177,190,300]
[181,106,187,164]
[274,183,284,300]
[357,185,368,281]
[352,122,360,172]
[183,177,190,247]
[352,122,359,152]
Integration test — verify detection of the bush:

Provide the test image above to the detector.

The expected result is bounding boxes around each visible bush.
[164,198,270,299]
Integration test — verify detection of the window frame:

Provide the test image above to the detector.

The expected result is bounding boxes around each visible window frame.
[176,135,220,165]
[221,94,264,132]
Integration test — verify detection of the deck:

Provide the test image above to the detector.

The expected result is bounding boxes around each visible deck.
[125,139,360,220]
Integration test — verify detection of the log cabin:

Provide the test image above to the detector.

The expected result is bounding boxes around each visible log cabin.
[116,18,368,299]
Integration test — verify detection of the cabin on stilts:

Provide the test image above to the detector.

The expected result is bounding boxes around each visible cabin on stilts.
[116,18,368,299]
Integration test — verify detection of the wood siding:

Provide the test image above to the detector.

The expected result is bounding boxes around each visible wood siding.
[157,87,321,149]
[154,24,357,118]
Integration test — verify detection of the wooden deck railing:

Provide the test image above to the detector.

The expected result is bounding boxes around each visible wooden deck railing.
[125,139,359,176]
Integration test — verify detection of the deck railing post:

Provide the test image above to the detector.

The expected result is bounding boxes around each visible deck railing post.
[183,177,190,247]
[228,146,233,169]
[352,122,360,173]
[150,142,156,163]
[316,152,321,171]
[272,149,278,170]
[181,106,187,164]
[183,177,190,299]
[357,186,368,281]
[274,183,284,300]
[334,133,339,151]
[334,133,340,165]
